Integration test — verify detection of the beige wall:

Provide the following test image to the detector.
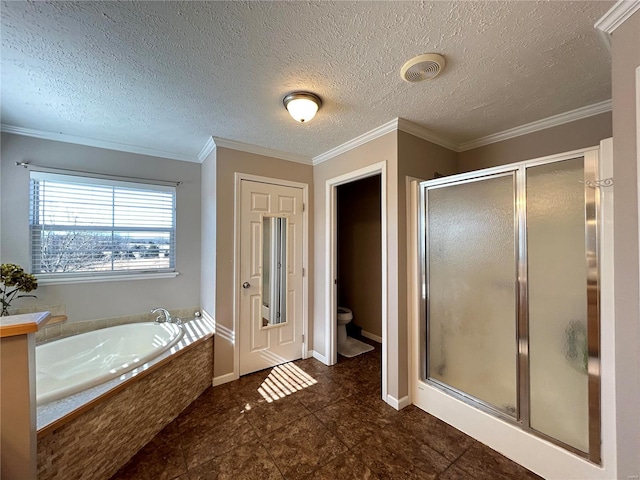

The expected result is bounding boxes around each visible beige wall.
[0,133,202,322]
[313,132,400,399]
[337,175,382,338]
[213,147,313,378]
[611,11,640,478]
[1,334,36,480]
[314,131,459,402]
[397,131,459,396]
[457,112,612,173]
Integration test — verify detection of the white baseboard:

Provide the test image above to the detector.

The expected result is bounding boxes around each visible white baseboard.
[310,350,329,365]
[386,394,411,411]
[212,371,238,387]
[361,330,383,344]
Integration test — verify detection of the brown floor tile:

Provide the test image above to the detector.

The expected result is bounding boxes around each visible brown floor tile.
[293,357,334,377]
[187,440,284,480]
[308,451,378,480]
[113,341,540,480]
[352,390,406,421]
[176,399,238,432]
[453,443,543,480]
[260,414,348,479]
[353,423,452,480]
[395,406,475,461]
[201,384,246,415]
[293,378,356,412]
[110,421,187,480]
[110,460,146,480]
[336,367,381,394]
[314,396,393,448]
[179,407,257,469]
[437,465,475,480]
[225,370,272,407]
[243,393,311,436]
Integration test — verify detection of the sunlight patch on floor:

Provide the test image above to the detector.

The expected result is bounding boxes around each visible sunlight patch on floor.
[258,362,318,403]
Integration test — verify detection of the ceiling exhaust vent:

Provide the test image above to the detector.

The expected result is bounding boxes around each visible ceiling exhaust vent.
[400,53,446,83]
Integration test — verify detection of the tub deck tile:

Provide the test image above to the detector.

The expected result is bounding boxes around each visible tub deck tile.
[38,337,213,480]
[37,317,214,435]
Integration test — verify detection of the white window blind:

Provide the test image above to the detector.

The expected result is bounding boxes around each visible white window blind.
[29,171,176,278]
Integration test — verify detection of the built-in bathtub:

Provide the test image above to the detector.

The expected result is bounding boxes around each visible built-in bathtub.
[36,315,214,480]
[37,322,184,405]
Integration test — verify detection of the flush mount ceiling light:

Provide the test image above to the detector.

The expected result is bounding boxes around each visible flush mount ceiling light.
[283,91,322,123]
[400,53,446,83]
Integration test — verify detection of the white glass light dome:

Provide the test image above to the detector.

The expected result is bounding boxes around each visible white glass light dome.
[283,92,322,123]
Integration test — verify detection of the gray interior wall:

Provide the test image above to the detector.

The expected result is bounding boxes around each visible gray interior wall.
[0,133,202,322]
[200,147,217,323]
[611,11,640,478]
[457,112,612,173]
[337,175,382,338]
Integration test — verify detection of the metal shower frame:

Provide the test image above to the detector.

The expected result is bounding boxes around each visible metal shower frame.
[417,147,601,464]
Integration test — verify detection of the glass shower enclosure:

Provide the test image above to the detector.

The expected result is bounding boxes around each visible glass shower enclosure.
[418,152,600,462]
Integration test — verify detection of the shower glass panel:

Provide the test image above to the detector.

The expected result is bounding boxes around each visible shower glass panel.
[527,158,589,452]
[419,150,601,462]
[427,173,518,415]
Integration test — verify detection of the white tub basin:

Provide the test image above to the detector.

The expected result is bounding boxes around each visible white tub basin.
[36,322,183,405]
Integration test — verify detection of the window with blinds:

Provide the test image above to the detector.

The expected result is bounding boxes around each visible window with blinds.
[29,171,176,278]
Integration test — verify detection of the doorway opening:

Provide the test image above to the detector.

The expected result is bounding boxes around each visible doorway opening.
[336,174,382,361]
[326,161,388,403]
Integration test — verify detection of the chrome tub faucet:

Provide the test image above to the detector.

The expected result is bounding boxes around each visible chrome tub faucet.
[151,307,172,324]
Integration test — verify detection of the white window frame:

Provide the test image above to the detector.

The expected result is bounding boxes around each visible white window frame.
[29,171,178,285]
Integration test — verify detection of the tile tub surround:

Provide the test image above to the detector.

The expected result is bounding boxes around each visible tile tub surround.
[37,335,214,480]
[34,306,200,343]
[37,315,214,433]
[7,303,67,318]
[112,339,542,480]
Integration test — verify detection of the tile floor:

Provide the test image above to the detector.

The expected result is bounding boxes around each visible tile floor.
[111,340,542,480]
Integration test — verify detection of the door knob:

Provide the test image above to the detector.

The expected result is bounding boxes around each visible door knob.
[242,282,251,289]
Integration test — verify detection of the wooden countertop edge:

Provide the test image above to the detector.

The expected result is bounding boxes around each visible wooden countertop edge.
[37,330,214,438]
[0,311,52,338]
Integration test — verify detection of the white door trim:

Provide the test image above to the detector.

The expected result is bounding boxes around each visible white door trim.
[406,176,423,408]
[325,161,388,403]
[234,173,310,380]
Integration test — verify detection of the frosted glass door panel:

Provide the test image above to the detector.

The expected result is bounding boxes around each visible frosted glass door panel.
[527,158,589,452]
[427,174,517,415]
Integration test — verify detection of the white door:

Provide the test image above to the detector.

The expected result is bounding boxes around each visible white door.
[239,180,304,375]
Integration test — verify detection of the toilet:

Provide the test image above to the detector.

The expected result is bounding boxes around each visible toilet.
[337,307,353,347]
[337,306,374,358]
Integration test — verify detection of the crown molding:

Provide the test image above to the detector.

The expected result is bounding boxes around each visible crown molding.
[595,0,640,34]
[396,118,459,152]
[3,97,615,167]
[0,124,198,162]
[458,100,612,152]
[212,137,312,165]
[197,136,216,163]
[312,118,399,165]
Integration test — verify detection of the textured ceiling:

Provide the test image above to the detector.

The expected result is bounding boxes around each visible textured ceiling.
[1,1,613,161]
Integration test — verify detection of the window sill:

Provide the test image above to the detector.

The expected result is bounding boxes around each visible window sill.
[36,272,179,286]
